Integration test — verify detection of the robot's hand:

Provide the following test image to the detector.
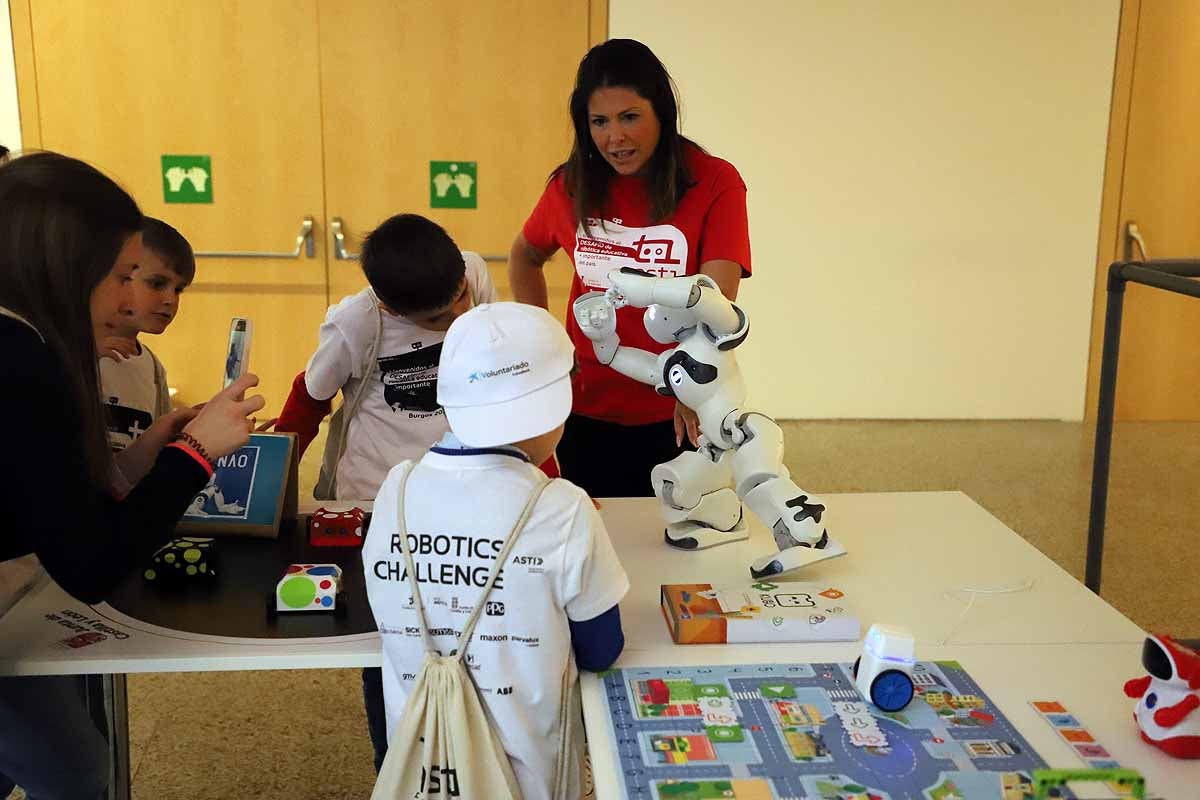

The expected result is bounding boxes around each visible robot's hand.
[572,291,618,341]
[572,291,620,365]
[608,268,660,309]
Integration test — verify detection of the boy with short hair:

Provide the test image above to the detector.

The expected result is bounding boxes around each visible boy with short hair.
[275,214,497,501]
[274,213,500,771]
[98,217,194,451]
[364,302,628,800]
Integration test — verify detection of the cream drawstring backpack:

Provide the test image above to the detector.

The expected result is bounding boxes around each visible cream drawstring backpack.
[371,462,580,800]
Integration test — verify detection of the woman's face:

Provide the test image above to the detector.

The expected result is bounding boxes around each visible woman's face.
[90,233,142,343]
[587,86,661,177]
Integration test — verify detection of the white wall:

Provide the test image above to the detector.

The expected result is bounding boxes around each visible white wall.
[1,0,21,151]
[611,1,1119,420]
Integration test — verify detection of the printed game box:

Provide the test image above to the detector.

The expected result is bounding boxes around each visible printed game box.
[176,432,298,539]
[660,581,860,644]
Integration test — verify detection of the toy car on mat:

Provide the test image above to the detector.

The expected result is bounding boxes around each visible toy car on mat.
[853,623,916,712]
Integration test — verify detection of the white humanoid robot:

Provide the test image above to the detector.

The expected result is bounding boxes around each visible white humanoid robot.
[573,267,841,578]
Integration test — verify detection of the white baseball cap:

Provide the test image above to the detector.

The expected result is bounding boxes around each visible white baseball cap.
[437,302,575,447]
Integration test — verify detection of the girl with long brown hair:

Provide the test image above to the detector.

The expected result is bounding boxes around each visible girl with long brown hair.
[0,151,263,799]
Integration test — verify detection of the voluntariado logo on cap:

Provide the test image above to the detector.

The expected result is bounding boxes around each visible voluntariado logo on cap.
[467,360,531,383]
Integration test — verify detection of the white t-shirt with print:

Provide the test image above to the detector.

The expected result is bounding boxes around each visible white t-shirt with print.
[99,343,171,450]
[304,251,496,500]
[363,444,629,800]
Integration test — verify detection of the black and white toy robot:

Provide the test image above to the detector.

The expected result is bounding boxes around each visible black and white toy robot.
[573,268,843,578]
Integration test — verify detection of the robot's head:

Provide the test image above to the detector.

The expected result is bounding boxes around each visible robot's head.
[1143,635,1200,690]
[643,303,697,344]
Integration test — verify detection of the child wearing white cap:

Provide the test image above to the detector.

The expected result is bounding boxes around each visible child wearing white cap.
[363,302,629,800]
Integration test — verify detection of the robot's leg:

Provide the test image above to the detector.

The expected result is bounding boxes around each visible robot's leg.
[651,449,748,550]
[728,413,841,578]
[742,475,828,548]
[743,476,837,579]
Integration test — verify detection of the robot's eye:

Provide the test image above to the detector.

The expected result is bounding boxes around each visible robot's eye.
[1146,692,1158,709]
[669,366,685,386]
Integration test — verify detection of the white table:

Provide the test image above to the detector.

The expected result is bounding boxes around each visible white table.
[0,492,1183,798]
[0,492,1143,675]
[600,492,1144,651]
[581,494,1191,799]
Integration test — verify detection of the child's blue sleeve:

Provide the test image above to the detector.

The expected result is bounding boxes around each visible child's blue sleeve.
[569,604,624,672]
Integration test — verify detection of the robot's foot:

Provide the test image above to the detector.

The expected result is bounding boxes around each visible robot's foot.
[748,534,847,579]
[664,518,749,551]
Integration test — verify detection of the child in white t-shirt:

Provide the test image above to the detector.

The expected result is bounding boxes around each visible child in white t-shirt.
[275,214,502,771]
[98,217,192,452]
[364,302,628,800]
[275,214,497,501]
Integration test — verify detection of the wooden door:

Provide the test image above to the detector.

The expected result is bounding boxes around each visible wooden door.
[317,0,599,320]
[14,0,328,413]
[1086,0,1200,420]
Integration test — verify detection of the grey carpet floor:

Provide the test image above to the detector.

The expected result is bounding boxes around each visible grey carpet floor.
[111,419,1195,798]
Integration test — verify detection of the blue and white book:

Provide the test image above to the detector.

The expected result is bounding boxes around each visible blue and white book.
[178,432,297,538]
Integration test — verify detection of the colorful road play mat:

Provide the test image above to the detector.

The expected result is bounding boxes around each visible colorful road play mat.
[599,661,1057,799]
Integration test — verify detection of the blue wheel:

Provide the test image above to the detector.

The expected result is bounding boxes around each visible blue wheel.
[870,669,914,712]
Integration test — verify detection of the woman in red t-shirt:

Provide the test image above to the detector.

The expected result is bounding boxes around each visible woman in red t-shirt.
[509,38,752,498]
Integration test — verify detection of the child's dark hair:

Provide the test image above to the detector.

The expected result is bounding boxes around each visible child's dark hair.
[559,39,698,226]
[141,217,195,284]
[360,214,464,314]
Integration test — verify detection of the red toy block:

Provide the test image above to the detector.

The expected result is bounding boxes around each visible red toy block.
[309,507,365,547]
[645,678,669,705]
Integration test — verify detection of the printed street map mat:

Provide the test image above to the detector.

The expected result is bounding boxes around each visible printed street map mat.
[599,661,1059,799]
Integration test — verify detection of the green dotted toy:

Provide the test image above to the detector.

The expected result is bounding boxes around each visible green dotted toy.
[144,537,218,584]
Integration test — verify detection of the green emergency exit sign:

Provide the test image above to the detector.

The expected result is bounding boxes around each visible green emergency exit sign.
[430,161,476,209]
[161,155,212,204]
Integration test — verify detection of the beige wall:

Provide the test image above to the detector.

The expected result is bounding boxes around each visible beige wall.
[1,0,20,150]
[611,1,1119,419]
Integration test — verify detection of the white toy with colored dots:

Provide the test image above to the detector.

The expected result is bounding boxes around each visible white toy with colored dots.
[271,564,344,616]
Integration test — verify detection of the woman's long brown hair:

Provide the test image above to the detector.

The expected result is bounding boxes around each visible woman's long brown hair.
[0,152,143,486]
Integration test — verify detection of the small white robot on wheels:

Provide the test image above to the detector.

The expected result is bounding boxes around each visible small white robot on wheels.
[573,267,843,578]
[853,623,916,713]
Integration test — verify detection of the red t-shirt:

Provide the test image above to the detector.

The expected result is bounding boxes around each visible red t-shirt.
[523,145,752,425]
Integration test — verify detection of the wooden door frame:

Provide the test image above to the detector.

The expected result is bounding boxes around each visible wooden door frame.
[8,0,40,148]
[589,0,608,47]
[1083,0,1140,421]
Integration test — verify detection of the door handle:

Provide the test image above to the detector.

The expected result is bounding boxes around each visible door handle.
[1125,221,1149,261]
[331,217,507,263]
[331,217,360,260]
[195,216,315,259]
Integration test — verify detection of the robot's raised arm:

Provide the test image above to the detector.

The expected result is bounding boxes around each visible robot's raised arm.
[609,268,742,337]
[572,291,662,388]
